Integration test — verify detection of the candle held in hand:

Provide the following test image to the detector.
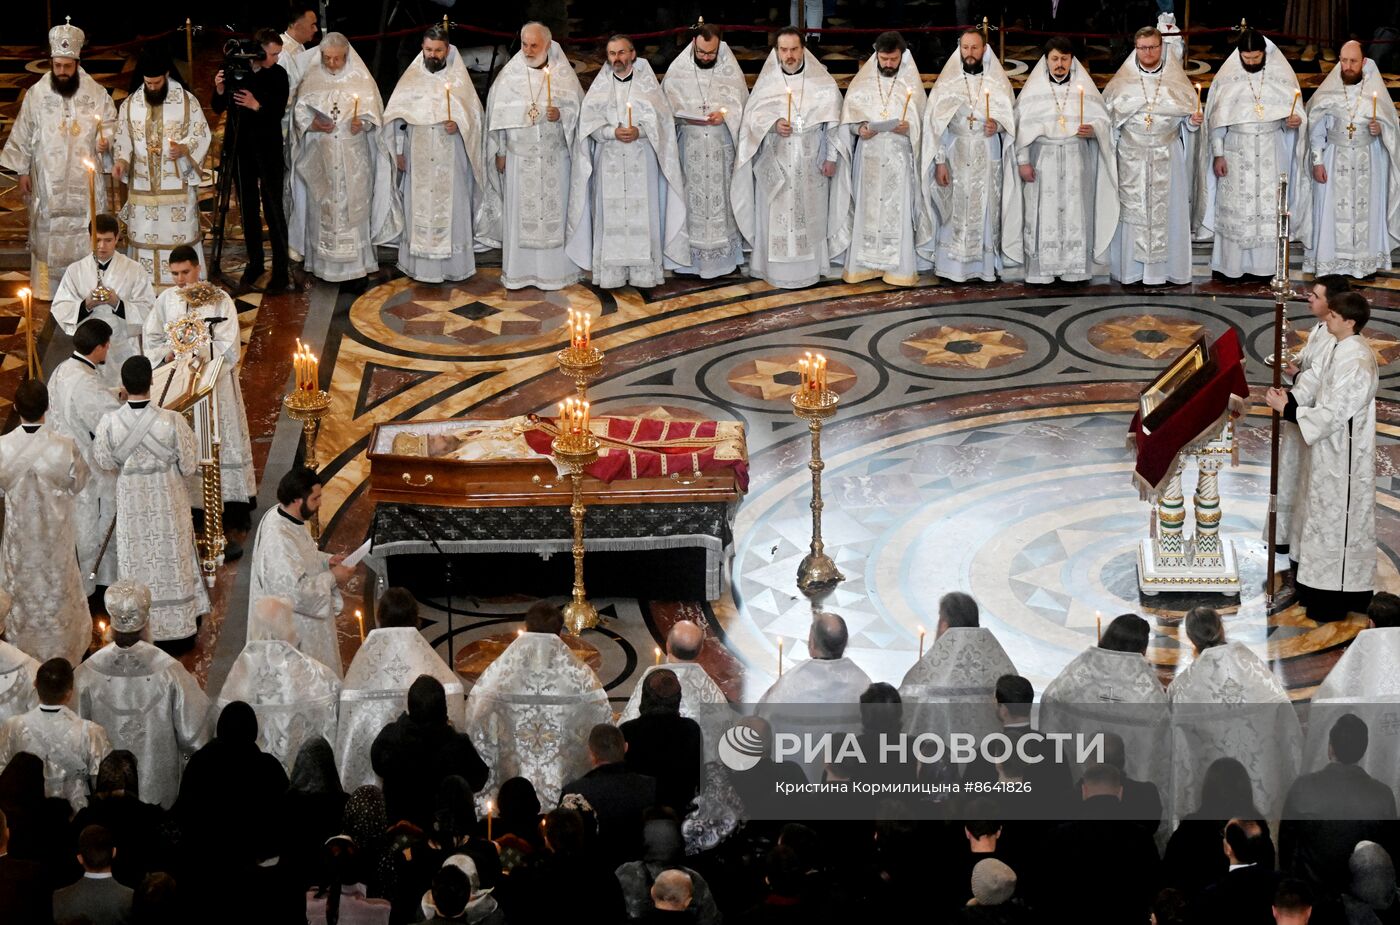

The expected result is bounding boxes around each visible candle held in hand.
[83,159,96,247]
[787,87,792,124]
[545,66,552,106]
[1078,85,1084,125]
[627,102,632,128]
[445,85,452,123]
[985,90,990,123]
[352,94,359,119]
[901,88,912,121]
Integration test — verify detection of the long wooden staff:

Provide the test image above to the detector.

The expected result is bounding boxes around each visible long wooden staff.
[1265,174,1290,603]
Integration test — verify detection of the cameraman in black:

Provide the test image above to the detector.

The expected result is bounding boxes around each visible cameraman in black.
[213,29,291,292]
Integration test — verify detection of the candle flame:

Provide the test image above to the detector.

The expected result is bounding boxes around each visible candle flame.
[18,288,29,299]
[82,158,95,170]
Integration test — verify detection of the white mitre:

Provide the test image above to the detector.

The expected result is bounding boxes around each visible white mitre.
[50,16,85,60]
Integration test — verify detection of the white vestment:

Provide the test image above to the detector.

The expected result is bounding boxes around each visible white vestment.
[248,508,343,676]
[758,655,872,784]
[732,49,852,289]
[51,253,154,388]
[619,661,735,762]
[1167,642,1302,823]
[663,40,749,279]
[1006,57,1119,283]
[218,638,341,773]
[1291,335,1379,594]
[0,643,38,726]
[75,640,212,808]
[0,704,111,811]
[1194,40,1311,276]
[289,43,402,282]
[898,627,1017,761]
[1102,51,1202,285]
[143,286,256,503]
[382,48,492,283]
[0,70,117,298]
[1304,59,1400,277]
[113,83,210,288]
[481,41,584,291]
[47,355,122,592]
[463,631,610,807]
[1272,321,1335,549]
[1303,626,1400,796]
[0,424,90,666]
[335,626,465,790]
[566,60,689,289]
[837,49,934,286]
[91,402,208,640]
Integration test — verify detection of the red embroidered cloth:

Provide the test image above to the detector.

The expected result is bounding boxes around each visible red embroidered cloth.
[523,416,750,492]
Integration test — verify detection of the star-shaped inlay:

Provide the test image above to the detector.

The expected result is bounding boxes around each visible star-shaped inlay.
[1088,314,1205,360]
[727,356,857,401]
[901,325,1027,369]
[384,285,558,344]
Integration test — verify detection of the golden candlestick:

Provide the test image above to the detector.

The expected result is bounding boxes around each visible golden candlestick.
[552,429,602,634]
[199,439,225,577]
[791,376,844,599]
[284,388,333,538]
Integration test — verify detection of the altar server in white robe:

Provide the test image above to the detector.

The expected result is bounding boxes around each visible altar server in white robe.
[219,596,341,773]
[0,591,39,725]
[1167,607,1302,824]
[1194,30,1311,278]
[336,587,465,790]
[383,25,491,284]
[0,381,90,667]
[1304,42,1400,278]
[464,601,610,807]
[112,50,210,289]
[278,3,319,92]
[248,468,352,676]
[91,356,209,642]
[732,29,851,290]
[142,248,257,507]
[1266,291,1379,621]
[921,29,1017,282]
[663,26,748,279]
[566,36,689,289]
[758,612,872,784]
[619,620,733,762]
[47,319,122,594]
[1103,27,1202,286]
[0,19,116,299]
[52,213,153,390]
[0,657,110,811]
[289,34,402,284]
[75,580,212,808]
[837,32,934,286]
[1006,38,1118,284]
[481,23,584,291]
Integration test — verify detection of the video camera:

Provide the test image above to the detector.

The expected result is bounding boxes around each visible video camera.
[222,37,263,83]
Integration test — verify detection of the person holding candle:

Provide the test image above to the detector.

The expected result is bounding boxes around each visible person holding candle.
[921,29,1017,283]
[565,35,689,290]
[1006,37,1119,285]
[0,18,117,299]
[383,24,489,284]
[836,32,934,287]
[1303,40,1400,279]
[481,22,585,291]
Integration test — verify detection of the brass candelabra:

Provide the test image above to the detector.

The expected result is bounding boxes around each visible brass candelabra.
[284,388,332,538]
[553,430,602,635]
[557,344,605,399]
[792,383,844,599]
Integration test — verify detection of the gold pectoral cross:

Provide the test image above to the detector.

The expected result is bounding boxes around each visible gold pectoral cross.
[1254,103,1265,118]
[1144,113,1154,127]
[1058,115,1067,128]
[968,113,977,128]
[527,102,540,123]
[1348,122,1357,139]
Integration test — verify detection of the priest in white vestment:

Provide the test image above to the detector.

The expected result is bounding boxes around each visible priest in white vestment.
[248,468,352,675]
[481,23,584,291]
[75,580,212,808]
[1103,27,1203,286]
[0,20,116,299]
[1167,607,1302,825]
[47,319,122,594]
[0,381,91,667]
[383,25,491,284]
[1266,292,1379,621]
[219,596,341,773]
[1006,39,1118,284]
[289,34,401,283]
[1194,30,1311,278]
[619,620,733,762]
[51,213,153,390]
[0,590,40,725]
[732,29,852,289]
[758,612,872,784]
[1304,42,1400,278]
[663,27,749,279]
[837,33,933,286]
[112,51,210,288]
[142,251,257,507]
[91,356,209,642]
[0,656,111,811]
[335,588,465,790]
[463,602,610,807]
[921,30,1017,282]
[565,37,688,289]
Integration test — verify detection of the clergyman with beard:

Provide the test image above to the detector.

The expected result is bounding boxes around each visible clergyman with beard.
[113,48,211,290]
[0,19,118,299]
[1303,40,1400,279]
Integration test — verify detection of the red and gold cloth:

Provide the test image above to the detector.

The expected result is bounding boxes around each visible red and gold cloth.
[524,415,750,492]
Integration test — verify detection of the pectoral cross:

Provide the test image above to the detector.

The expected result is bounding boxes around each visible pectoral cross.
[1348,122,1357,140]
[527,102,540,123]
[1058,115,1067,129]
[968,112,977,129]
[330,101,341,120]
[1254,103,1265,118]
[1144,113,1153,127]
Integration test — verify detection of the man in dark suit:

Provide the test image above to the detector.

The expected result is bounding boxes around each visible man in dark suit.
[0,808,50,925]
[966,675,1075,811]
[619,669,702,817]
[1200,820,1280,925]
[53,825,134,925]
[559,723,658,869]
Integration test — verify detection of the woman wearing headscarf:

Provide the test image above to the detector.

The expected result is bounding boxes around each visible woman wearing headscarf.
[283,736,349,888]
[388,776,501,924]
[71,750,170,888]
[344,785,396,900]
[420,854,505,925]
[308,835,392,925]
[0,749,75,886]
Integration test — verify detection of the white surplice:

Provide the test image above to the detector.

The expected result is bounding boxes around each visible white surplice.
[75,639,212,808]
[0,704,111,811]
[91,402,208,641]
[248,507,343,676]
[335,626,465,790]
[218,638,341,773]
[619,661,735,762]
[51,253,154,389]
[1272,321,1335,549]
[758,655,872,784]
[0,424,91,666]
[1302,626,1400,796]
[0,641,39,725]
[47,354,122,593]
[898,626,1017,762]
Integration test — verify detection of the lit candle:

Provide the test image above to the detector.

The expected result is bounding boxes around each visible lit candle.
[787,88,792,124]
[985,90,990,123]
[1095,609,1102,642]
[1195,82,1203,114]
[97,618,107,638]
[83,159,96,248]
[918,625,925,659]
[777,637,783,677]
[545,66,552,106]
[901,88,912,122]
[627,102,633,128]
[798,357,808,388]
[582,312,591,348]
[581,400,590,433]
[517,627,525,636]
[356,609,365,641]
[816,354,827,391]
[352,93,359,119]
[1078,85,1084,125]
[486,799,494,840]
[654,646,662,665]
[446,85,452,123]
[1374,91,1379,120]
[1288,89,1299,119]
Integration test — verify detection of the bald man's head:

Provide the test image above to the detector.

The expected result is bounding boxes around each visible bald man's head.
[1340,40,1366,84]
[809,612,849,660]
[667,620,703,661]
[651,869,693,911]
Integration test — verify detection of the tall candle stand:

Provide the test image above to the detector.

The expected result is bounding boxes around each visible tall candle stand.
[553,426,601,635]
[285,342,331,537]
[792,367,844,599]
[557,339,604,400]
[198,406,225,577]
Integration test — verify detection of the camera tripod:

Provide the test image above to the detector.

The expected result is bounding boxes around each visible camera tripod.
[207,97,243,281]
